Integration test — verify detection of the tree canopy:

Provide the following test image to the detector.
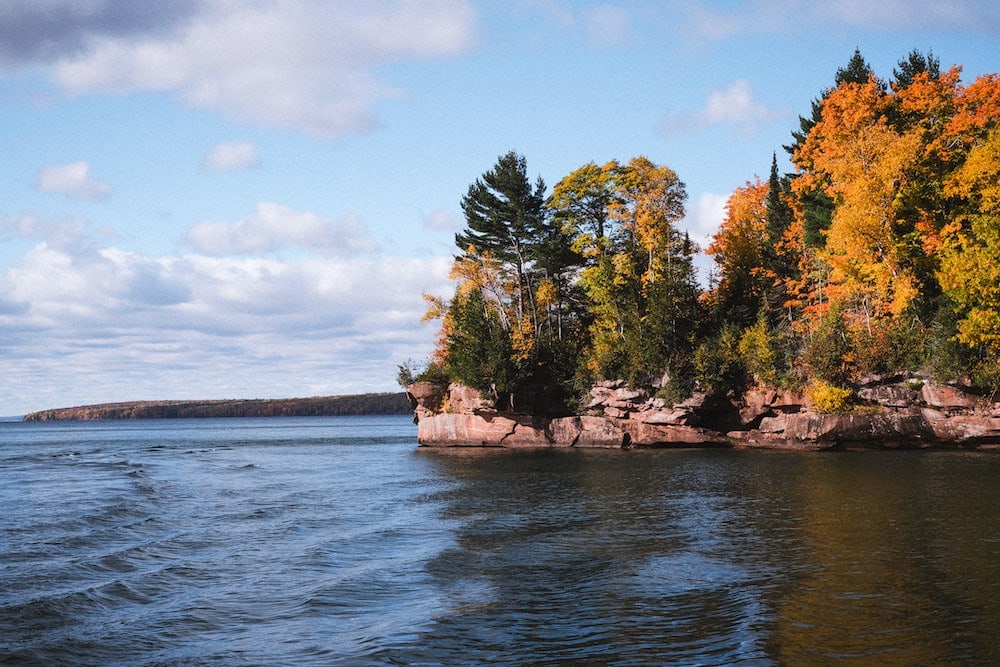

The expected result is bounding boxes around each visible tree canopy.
[417,50,1000,413]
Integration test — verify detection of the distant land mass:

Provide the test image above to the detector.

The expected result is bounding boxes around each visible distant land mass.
[22,393,411,421]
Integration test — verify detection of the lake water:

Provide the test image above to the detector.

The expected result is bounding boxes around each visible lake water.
[3,415,1000,665]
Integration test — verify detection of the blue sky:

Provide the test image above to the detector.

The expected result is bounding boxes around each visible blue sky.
[2,0,1000,415]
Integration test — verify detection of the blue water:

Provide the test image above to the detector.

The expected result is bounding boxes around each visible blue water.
[3,415,1000,665]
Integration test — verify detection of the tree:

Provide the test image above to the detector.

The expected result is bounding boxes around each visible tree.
[434,152,584,412]
[794,75,924,330]
[552,156,699,386]
[766,153,795,253]
[940,127,1000,358]
[838,48,878,86]
[549,161,618,247]
[787,50,879,251]
[443,285,513,396]
[786,48,878,156]
[456,151,550,326]
[892,49,940,90]
[706,178,771,328]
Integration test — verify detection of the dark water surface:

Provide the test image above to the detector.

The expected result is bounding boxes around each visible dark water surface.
[3,416,1000,665]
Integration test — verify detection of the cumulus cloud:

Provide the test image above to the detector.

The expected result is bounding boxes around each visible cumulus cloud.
[661,80,788,136]
[203,141,260,171]
[36,161,112,199]
[184,202,377,256]
[0,237,453,414]
[679,191,729,285]
[41,0,476,138]
[0,0,201,66]
[682,191,728,243]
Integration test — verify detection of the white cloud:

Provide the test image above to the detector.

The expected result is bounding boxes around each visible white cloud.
[184,201,377,256]
[36,161,112,199]
[682,191,728,243]
[203,141,260,171]
[704,80,787,132]
[0,238,453,414]
[661,80,788,137]
[48,0,477,138]
[680,191,729,286]
[423,208,462,232]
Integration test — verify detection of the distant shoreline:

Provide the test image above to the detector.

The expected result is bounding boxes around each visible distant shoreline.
[21,393,411,421]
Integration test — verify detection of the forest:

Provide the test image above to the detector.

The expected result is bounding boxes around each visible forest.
[409,50,1000,416]
[22,393,411,420]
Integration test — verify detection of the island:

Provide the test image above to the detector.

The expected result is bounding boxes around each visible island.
[23,393,410,421]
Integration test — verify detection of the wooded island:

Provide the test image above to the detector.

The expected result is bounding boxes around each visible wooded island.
[23,393,410,421]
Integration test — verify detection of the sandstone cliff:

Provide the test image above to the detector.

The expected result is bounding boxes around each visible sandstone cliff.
[407,379,1000,450]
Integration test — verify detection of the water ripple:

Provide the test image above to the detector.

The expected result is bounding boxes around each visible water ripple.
[4,421,1000,664]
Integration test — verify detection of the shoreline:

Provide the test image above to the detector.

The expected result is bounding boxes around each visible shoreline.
[21,393,410,421]
[408,381,1000,451]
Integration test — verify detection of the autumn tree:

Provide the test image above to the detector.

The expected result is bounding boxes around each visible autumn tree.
[939,126,1000,384]
[706,178,771,328]
[786,49,881,250]
[550,156,700,389]
[782,50,1000,385]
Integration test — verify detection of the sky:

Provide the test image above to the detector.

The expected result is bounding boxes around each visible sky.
[2,0,1000,416]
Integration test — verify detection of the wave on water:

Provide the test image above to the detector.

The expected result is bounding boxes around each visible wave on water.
[3,418,1000,664]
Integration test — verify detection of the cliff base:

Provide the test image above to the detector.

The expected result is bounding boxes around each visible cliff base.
[407,380,1000,451]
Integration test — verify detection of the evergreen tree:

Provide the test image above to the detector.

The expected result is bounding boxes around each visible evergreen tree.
[444,286,512,397]
[836,47,878,86]
[765,153,796,269]
[447,152,583,412]
[455,151,549,324]
[892,48,940,89]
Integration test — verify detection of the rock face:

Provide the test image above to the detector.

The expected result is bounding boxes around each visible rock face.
[409,379,1000,450]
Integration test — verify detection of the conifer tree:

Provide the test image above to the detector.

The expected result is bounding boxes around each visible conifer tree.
[456,151,549,324]
[893,49,941,89]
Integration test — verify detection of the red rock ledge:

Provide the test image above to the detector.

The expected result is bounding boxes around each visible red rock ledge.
[407,380,1000,450]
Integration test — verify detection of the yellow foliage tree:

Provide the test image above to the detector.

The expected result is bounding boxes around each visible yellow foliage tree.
[940,128,1000,355]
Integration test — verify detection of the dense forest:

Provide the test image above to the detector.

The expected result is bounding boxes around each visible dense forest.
[407,50,1000,416]
[22,393,411,421]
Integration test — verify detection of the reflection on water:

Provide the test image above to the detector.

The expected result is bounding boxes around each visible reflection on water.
[404,448,1000,665]
[3,419,1000,665]
[772,454,1000,665]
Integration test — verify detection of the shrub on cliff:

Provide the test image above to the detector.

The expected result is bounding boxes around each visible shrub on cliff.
[807,380,853,414]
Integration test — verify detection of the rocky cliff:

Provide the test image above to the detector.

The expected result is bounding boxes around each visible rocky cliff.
[407,379,1000,450]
